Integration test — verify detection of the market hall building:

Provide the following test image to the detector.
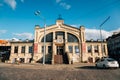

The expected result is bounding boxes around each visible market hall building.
[8,18,108,64]
[32,18,108,64]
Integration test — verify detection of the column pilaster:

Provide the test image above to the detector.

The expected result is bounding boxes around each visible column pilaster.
[65,31,68,52]
[25,45,28,53]
[18,46,21,54]
[51,31,55,64]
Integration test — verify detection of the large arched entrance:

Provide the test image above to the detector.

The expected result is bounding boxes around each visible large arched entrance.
[40,31,80,64]
[54,32,79,64]
[54,32,68,64]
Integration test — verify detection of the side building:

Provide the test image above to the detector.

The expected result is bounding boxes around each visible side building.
[86,40,108,63]
[9,40,34,63]
[107,32,120,60]
[0,40,11,62]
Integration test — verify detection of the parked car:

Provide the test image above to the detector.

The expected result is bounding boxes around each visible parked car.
[95,58,119,69]
[117,58,120,68]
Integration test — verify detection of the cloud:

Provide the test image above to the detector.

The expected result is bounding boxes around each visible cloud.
[60,2,71,10]
[56,0,61,3]
[110,28,120,33]
[0,30,7,34]
[4,38,21,41]
[4,0,17,10]
[70,24,112,40]
[71,24,120,40]
[11,38,19,41]
[70,24,80,27]
[55,0,71,10]
[85,28,112,40]
[13,32,34,40]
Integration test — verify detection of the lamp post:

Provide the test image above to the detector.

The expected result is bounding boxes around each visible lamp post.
[99,16,110,57]
[35,10,46,64]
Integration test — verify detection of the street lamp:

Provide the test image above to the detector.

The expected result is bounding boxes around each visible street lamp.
[99,16,110,57]
[35,10,46,64]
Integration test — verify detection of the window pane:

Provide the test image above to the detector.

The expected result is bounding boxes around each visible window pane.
[14,46,18,53]
[48,46,52,54]
[69,46,73,53]
[21,46,25,53]
[67,33,78,42]
[87,45,92,53]
[41,33,53,42]
[94,45,98,53]
[75,46,79,54]
[29,46,33,53]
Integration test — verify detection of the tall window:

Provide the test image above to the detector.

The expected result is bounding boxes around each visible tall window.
[67,33,79,42]
[94,45,99,53]
[48,46,52,54]
[14,46,18,53]
[21,46,25,53]
[75,46,79,54]
[68,46,73,53]
[87,45,92,53]
[29,46,33,53]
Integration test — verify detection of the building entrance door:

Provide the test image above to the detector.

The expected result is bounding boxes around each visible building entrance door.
[54,46,64,64]
[54,45,69,64]
[57,46,64,55]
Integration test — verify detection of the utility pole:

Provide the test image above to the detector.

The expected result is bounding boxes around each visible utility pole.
[99,16,110,57]
[35,10,46,65]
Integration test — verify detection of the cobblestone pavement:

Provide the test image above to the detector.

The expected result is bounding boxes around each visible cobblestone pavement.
[0,63,120,80]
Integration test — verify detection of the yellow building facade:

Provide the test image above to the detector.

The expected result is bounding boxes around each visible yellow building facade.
[5,18,108,64]
[32,18,108,64]
[9,40,33,63]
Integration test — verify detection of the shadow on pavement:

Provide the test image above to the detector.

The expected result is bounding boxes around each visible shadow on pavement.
[75,66,97,70]
[75,66,108,70]
[75,66,119,70]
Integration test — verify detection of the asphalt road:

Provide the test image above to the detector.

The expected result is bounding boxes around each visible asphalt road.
[0,63,120,80]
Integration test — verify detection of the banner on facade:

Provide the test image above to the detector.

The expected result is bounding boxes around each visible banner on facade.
[82,43,86,53]
[34,43,38,53]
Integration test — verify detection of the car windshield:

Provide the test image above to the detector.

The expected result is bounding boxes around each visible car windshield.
[107,58,115,61]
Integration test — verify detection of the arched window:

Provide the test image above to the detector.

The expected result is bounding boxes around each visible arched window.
[67,33,79,42]
[56,31,65,39]
[41,33,53,42]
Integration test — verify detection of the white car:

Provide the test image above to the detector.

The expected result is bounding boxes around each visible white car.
[95,58,119,68]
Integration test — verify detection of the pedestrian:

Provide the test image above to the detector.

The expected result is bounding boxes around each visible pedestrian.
[17,57,20,65]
